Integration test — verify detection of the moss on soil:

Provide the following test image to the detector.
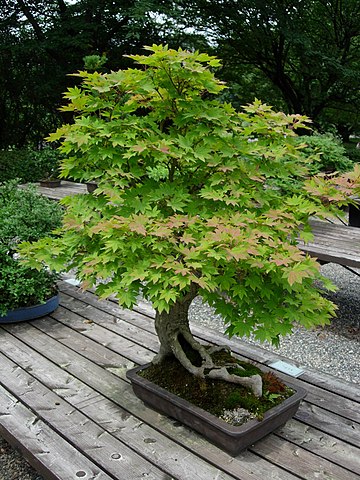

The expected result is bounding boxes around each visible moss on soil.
[140,349,294,422]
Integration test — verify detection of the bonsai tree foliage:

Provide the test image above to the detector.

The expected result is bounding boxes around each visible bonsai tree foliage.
[20,45,360,395]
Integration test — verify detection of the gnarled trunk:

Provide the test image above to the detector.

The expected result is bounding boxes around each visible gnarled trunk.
[152,283,263,397]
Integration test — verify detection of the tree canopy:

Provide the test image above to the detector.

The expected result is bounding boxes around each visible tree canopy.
[19,45,360,389]
[1,0,359,148]
[168,0,360,137]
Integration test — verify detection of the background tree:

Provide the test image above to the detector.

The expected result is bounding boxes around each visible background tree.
[1,0,359,148]
[0,0,169,148]
[169,0,360,137]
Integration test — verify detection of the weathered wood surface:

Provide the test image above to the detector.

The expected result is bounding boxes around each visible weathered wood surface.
[298,219,360,268]
[0,282,359,480]
[32,180,88,200]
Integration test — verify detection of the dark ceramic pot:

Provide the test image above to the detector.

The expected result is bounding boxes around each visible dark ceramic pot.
[39,179,62,188]
[86,182,98,193]
[0,294,60,324]
[349,202,360,227]
[127,363,307,456]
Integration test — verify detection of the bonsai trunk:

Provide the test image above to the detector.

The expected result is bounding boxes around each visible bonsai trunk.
[153,284,263,397]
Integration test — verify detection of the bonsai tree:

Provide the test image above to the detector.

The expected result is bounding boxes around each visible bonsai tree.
[20,45,360,395]
[0,181,62,317]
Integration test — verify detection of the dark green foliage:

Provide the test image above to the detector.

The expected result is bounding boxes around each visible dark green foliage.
[344,141,360,164]
[1,0,359,147]
[0,245,58,315]
[0,0,171,148]
[0,181,62,315]
[0,181,63,246]
[295,134,354,174]
[0,148,62,182]
[169,0,360,136]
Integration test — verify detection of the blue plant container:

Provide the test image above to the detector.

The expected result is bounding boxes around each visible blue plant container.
[0,294,60,324]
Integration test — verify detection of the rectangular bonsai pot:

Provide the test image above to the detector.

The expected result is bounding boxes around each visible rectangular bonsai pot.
[127,363,306,456]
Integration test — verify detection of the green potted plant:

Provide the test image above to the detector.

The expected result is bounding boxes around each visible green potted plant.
[0,181,62,322]
[19,46,360,453]
[36,147,63,187]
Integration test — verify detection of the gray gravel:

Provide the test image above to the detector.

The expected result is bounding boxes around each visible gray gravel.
[189,263,360,384]
[0,438,43,480]
[1,263,359,479]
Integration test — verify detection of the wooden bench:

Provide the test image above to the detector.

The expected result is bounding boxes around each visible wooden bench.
[0,282,359,479]
[298,219,360,270]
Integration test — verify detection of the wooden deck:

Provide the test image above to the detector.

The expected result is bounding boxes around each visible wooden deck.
[0,281,359,480]
[33,180,88,200]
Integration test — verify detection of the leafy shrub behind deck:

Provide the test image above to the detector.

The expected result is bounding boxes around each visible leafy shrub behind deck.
[295,133,354,174]
[0,181,63,247]
[0,148,61,183]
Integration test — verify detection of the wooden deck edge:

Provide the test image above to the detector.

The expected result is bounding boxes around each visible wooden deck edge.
[0,384,113,480]
[1,288,359,480]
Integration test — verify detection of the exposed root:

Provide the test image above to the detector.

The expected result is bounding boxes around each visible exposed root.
[159,331,263,397]
[207,368,263,397]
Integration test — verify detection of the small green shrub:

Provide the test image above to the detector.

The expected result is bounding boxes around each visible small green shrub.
[296,133,354,173]
[0,181,62,315]
[0,147,62,183]
[0,245,58,315]
[0,181,63,246]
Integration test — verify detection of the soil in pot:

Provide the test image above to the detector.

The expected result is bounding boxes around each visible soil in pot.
[139,349,294,424]
[128,348,306,455]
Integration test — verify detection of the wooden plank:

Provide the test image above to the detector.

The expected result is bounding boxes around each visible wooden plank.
[58,293,159,351]
[0,350,171,480]
[298,245,360,268]
[37,308,360,476]
[0,346,235,480]
[298,220,360,267]
[34,313,148,375]
[296,402,360,447]
[34,181,88,201]
[50,305,155,365]
[0,323,301,479]
[277,419,360,475]
[0,386,113,480]
[310,220,360,240]
[252,433,359,480]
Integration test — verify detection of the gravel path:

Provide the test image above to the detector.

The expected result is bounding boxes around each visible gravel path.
[190,263,360,384]
[0,263,359,478]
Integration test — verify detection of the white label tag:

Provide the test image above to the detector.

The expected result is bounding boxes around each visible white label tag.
[268,360,304,377]
[64,278,81,286]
